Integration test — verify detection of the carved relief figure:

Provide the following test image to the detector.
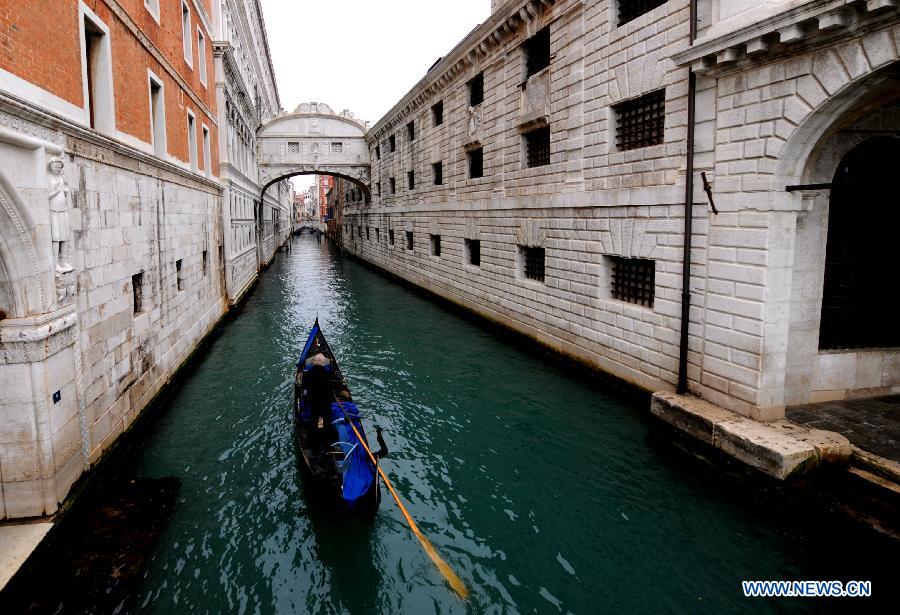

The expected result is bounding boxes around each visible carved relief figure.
[48,156,73,273]
[467,106,479,137]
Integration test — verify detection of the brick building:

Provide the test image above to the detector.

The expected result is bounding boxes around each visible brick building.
[343,0,900,421]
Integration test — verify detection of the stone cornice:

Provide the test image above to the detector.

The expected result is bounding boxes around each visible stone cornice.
[369,0,565,140]
[673,0,899,72]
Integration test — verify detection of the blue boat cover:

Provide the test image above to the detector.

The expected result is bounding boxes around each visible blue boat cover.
[329,401,377,508]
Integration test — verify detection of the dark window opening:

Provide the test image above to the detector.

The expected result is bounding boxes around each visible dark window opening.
[466,239,481,267]
[525,125,551,167]
[407,121,415,141]
[389,135,396,152]
[405,231,414,251]
[618,0,668,27]
[376,182,382,197]
[468,147,483,179]
[366,226,370,240]
[522,246,545,282]
[432,101,444,126]
[375,145,381,159]
[431,234,441,257]
[820,136,900,350]
[468,72,484,107]
[524,26,550,78]
[132,271,144,314]
[376,227,380,242]
[83,18,103,129]
[390,177,396,194]
[609,256,655,307]
[433,161,443,186]
[389,229,395,245]
[175,259,184,291]
[614,89,665,151]
[202,249,208,276]
[408,171,415,190]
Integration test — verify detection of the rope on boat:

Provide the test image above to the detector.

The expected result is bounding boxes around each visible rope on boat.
[333,396,469,600]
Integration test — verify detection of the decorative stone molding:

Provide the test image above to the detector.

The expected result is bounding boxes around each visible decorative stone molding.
[0,308,77,364]
[515,219,546,247]
[599,219,659,259]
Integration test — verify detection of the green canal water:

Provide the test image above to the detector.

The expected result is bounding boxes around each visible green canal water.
[117,235,890,614]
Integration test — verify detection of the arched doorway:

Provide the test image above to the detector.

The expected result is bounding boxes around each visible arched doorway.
[820,137,900,350]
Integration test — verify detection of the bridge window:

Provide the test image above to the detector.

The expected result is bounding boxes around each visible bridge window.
[469,72,484,107]
[524,26,550,78]
[525,125,550,167]
[389,229,395,245]
[431,234,441,257]
[331,142,343,154]
[520,247,545,283]
[390,177,396,194]
[433,101,444,126]
[617,0,669,27]
[408,170,415,190]
[468,147,483,179]
[406,231,414,251]
[375,144,380,159]
[287,141,300,153]
[389,135,396,152]
[433,161,443,186]
[407,121,415,141]
[614,89,665,151]
[466,239,481,267]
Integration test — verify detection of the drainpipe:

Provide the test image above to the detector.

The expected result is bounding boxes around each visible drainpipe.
[676,0,698,395]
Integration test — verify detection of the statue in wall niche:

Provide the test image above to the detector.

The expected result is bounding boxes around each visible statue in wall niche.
[48,156,73,273]
[467,106,479,137]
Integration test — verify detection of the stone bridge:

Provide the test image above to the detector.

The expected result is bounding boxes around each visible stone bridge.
[258,103,371,201]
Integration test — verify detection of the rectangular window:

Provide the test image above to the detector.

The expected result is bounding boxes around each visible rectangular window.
[202,125,211,177]
[524,26,550,78]
[406,231,414,251]
[132,271,144,314]
[468,147,483,179]
[148,72,166,156]
[81,9,113,135]
[407,121,415,141]
[187,111,198,171]
[390,177,396,194]
[466,239,480,267]
[376,227,380,242]
[287,141,300,153]
[408,170,415,190]
[144,0,160,21]
[375,144,381,159]
[618,0,668,27]
[366,226,370,240]
[202,249,208,276]
[432,101,444,126]
[181,1,192,67]
[433,161,443,186]
[358,226,362,239]
[468,72,484,106]
[430,234,441,257]
[614,89,665,151]
[176,259,184,291]
[521,246,545,282]
[525,126,551,167]
[609,256,655,307]
[389,135,396,152]
[197,28,207,85]
[331,142,343,154]
[389,229,395,245]
[376,181,381,197]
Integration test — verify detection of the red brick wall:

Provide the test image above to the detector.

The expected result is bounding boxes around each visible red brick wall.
[0,0,218,175]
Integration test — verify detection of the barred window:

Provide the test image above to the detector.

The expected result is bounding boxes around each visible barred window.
[287,141,300,153]
[524,26,550,78]
[406,231,414,251]
[525,126,550,167]
[609,256,655,307]
[617,0,668,27]
[433,161,443,185]
[614,89,665,151]
[331,142,343,154]
[521,246,545,282]
[432,101,444,126]
[469,72,484,106]
[468,147,483,179]
[466,239,480,267]
[407,121,415,141]
[389,135,396,152]
[389,229,395,245]
[431,234,441,257]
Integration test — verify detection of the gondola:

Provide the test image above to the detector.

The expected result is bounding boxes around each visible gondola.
[292,319,385,519]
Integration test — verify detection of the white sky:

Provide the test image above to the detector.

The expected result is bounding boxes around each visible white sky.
[259,0,489,192]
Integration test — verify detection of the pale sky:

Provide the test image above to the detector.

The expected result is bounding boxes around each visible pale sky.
[259,0,489,192]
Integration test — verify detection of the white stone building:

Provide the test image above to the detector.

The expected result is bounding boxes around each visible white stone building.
[343,0,900,421]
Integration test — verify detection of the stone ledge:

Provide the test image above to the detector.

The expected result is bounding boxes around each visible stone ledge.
[651,391,852,480]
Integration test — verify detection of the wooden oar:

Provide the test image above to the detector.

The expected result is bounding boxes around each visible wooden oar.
[334,397,469,600]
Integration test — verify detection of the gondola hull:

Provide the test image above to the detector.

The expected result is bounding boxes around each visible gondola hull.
[292,320,381,520]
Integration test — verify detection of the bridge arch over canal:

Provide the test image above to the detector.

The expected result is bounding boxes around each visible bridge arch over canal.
[258,102,372,202]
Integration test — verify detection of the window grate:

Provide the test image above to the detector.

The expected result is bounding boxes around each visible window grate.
[618,0,668,27]
[431,234,441,257]
[433,161,443,186]
[287,141,300,153]
[468,147,484,179]
[525,126,550,167]
[523,247,545,282]
[469,73,484,107]
[610,256,655,307]
[433,101,444,126]
[331,142,343,154]
[525,26,550,78]
[614,89,665,151]
[466,239,480,266]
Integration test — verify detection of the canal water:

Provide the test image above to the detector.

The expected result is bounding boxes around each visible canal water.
[115,235,889,613]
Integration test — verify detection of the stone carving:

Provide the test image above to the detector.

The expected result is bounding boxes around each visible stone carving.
[467,106,480,137]
[55,268,76,306]
[48,157,74,273]
[515,219,546,247]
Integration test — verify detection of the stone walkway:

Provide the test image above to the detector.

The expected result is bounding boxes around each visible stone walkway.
[787,395,900,464]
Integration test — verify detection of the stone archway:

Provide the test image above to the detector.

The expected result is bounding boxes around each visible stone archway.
[257,102,371,202]
[0,168,48,319]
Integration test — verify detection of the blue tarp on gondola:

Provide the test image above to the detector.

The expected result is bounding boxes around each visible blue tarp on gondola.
[329,401,376,508]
